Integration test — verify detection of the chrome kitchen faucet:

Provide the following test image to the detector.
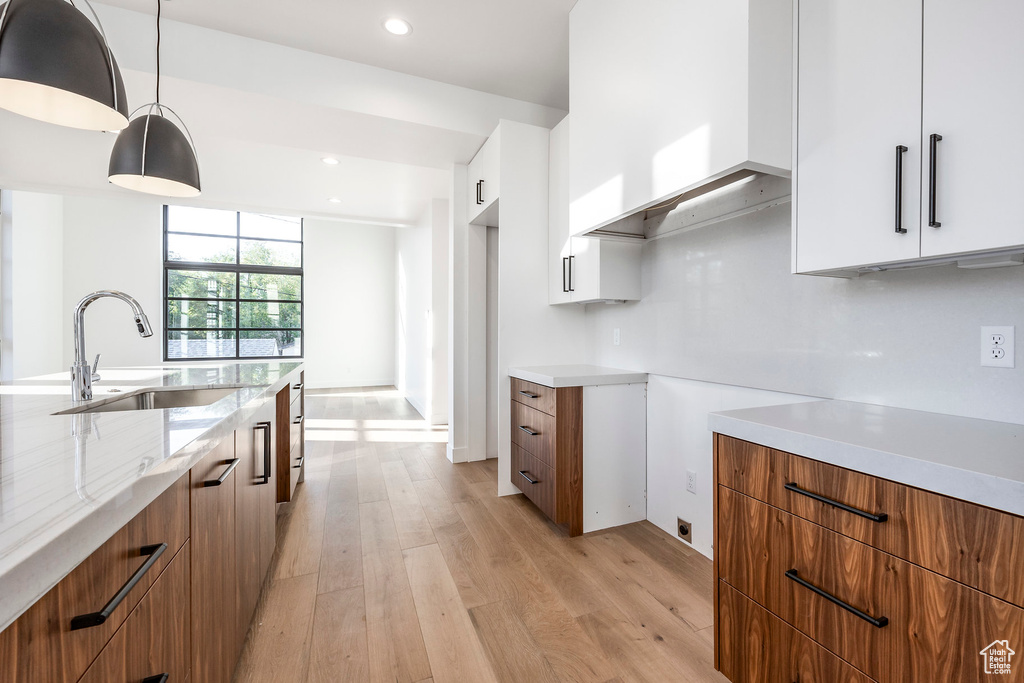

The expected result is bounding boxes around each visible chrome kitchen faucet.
[71,290,153,401]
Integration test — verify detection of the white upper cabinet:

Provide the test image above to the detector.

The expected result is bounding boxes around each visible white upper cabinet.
[795,0,1024,274]
[920,0,1024,258]
[550,116,642,305]
[468,128,501,227]
[794,0,923,274]
[568,0,792,238]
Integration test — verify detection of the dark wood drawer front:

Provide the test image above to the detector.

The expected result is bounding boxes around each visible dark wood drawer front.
[511,378,556,416]
[717,581,874,683]
[80,542,192,683]
[510,400,555,467]
[716,434,1024,608]
[718,486,1024,683]
[511,444,557,522]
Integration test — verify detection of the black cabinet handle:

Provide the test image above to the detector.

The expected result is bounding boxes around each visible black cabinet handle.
[518,390,540,399]
[928,133,942,227]
[785,569,889,628]
[143,675,169,683]
[784,482,888,522]
[562,257,569,293]
[895,145,908,234]
[70,543,167,630]
[519,470,539,485]
[293,415,304,425]
[568,255,575,292]
[293,383,303,390]
[255,421,272,485]
[518,425,539,436]
[476,180,484,205]
[204,458,239,487]
[294,455,305,469]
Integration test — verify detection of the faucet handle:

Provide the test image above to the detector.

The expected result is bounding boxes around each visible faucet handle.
[91,354,101,383]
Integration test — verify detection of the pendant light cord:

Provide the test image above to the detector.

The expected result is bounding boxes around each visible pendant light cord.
[155,0,161,104]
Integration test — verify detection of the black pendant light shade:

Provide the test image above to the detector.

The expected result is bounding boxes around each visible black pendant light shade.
[0,0,129,131]
[108,110,201,197]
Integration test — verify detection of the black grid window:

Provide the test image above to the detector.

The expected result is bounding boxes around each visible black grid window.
[164,205,303,361]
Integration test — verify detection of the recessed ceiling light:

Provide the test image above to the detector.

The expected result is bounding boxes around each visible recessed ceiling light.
[321,157,339,165]
[328,197,342,204]
[383,18,412,36]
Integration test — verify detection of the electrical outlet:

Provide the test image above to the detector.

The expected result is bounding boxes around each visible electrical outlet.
[613,328,620,346]
[981,326,1015,368]
[686,470,697,494]
[677,517,692,543]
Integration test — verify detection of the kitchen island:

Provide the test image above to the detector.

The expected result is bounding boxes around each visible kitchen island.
[0,360,303,675]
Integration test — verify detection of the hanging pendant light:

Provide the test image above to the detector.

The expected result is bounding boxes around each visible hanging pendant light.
[0,0,129,131]
[108,0,200,197]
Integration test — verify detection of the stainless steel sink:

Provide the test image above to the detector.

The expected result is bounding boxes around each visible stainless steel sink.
[55,386,244,415]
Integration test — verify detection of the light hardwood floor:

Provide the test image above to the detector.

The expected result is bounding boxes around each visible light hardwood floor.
[232,386,727,683]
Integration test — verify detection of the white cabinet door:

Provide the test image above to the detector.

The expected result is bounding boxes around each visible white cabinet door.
[468,130,501,227]
[549,119,572,304]
[920,0,1024,258]
[795,0,923,273]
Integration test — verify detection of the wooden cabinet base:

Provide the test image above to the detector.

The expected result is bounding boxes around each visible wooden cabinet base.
[718,582,873,683]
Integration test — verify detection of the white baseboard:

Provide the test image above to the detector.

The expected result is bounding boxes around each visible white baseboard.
[305,379,395,389]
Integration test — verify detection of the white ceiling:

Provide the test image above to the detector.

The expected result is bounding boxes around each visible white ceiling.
[96,0,577,110]
[0,3,568,226]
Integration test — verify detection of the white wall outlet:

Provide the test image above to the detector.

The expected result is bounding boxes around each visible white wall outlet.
[981,326,1015,368]
[686,470,697,494]
[613,328,620,346]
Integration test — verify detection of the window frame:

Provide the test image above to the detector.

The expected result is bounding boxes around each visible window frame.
[162,205,304,362]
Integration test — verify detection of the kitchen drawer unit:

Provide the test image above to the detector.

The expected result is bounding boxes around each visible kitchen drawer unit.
[508,382,584,535]
[79,542,192,683]
[714,433,1024,683]
[0,474,189,683]
[276,371,305,503]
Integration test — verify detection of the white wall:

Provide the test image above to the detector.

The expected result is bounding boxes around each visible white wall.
[396,218,431,416]
[62,194,165,369]
[429,200,450,425]
[305,219,396,388]
[584,197,1024,558]
[3,191,66,379]
[395,199,450,423]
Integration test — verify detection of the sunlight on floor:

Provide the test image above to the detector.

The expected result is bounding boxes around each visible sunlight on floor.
[305,417,449,443]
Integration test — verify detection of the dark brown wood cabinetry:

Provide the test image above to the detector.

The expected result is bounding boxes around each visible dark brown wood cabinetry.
[0,475,189,683]
[509,378,583,536]
[276,371,305,503]
[714,433,1024,683]
[190,436,239,683]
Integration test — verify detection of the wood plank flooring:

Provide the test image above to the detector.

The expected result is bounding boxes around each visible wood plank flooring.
[232,386,727,683]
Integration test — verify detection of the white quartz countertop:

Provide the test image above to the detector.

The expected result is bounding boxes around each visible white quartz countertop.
[508,364,648,388]
[0,360,303,632]
[708,400,1024,517]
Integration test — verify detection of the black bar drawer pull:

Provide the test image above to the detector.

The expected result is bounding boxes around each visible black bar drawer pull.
[519,470,539,485]
[255,421,272,485]
[293,383,303,390]
[294,415,304,425]
[294,455,305,469]
[784,482,888,523]
[204,458,240,487]
[562,257,569,293]
[895,144,908,234]
[476,180,484,205]
[70,543,168,630]
[143,675,169,683]
[928,133,942,227]
[518,390,540,399]
[568,255,575,292]
[518,425,539,436]
[785,569,889,628]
